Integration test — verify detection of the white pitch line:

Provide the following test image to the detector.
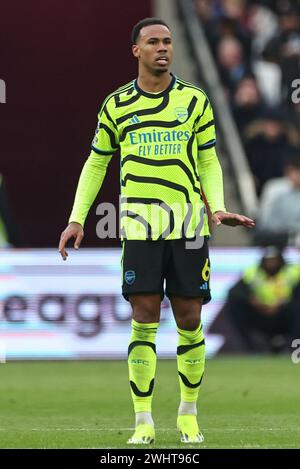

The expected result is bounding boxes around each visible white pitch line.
[0,427,299,432]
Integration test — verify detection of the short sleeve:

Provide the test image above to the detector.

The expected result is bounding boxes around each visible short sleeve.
[91,97,120,155]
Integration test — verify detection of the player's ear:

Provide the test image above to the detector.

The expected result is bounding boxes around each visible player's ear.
[132,44,140,58]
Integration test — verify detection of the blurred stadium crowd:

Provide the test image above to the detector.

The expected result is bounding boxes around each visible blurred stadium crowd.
[195,0,300,244]
[193,0,300,352]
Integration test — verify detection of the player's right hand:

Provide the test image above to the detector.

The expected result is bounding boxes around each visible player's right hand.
[59,222,84,261]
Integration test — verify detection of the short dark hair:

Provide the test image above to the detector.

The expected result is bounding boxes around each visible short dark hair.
[131,17,170,44]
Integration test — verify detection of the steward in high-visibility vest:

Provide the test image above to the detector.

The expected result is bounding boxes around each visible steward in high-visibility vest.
[225,246,300,353]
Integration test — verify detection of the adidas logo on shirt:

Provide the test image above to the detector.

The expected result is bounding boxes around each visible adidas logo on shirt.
[129,115,141,124]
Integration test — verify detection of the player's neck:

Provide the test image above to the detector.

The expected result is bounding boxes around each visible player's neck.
[136,71,173,94]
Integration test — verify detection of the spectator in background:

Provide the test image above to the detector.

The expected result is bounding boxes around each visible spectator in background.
[216,36,251,95]
[0,174,19,247]
[247,4,281,105]
[287,101,300,129]
[231,74,266,132]
[243,107,300,194]
[255,152,300,245]
[195,0,251,57]
[213,15,251,56]
[224,246,300,353]
[253,42,282,106]
[195,0,217,47]
[193,0,300,188]
[247,3,278,57]
[219,0,252,54]
[264,3,300,104]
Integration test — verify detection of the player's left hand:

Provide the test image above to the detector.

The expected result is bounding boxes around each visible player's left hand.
[212,211,255,228]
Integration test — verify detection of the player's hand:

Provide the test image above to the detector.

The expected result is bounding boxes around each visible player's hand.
[59,222,84,261]
[212,211,255,228]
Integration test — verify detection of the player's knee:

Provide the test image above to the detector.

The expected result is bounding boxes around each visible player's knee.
[178,319,200,331]
[130,296,160,323]
[175,311,201,331]
[133,312,160,324]
[132,308,160,323]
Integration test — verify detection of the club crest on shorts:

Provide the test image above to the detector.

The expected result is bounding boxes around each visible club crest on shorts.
[125,270,136,285]
[174,107,188,123]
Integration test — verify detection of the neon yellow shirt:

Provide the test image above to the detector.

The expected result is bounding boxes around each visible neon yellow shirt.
[69,75,225,239]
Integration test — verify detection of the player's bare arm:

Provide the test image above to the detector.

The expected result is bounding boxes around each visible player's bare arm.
[59,222,84,261]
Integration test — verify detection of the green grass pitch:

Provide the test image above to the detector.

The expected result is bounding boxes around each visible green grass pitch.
[0,357,299,449]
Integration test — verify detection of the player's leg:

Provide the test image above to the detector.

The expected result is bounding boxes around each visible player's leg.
[166,237,211,443]
[126,294,160,444]
[122,240,164,444]
[171,296,205,443]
